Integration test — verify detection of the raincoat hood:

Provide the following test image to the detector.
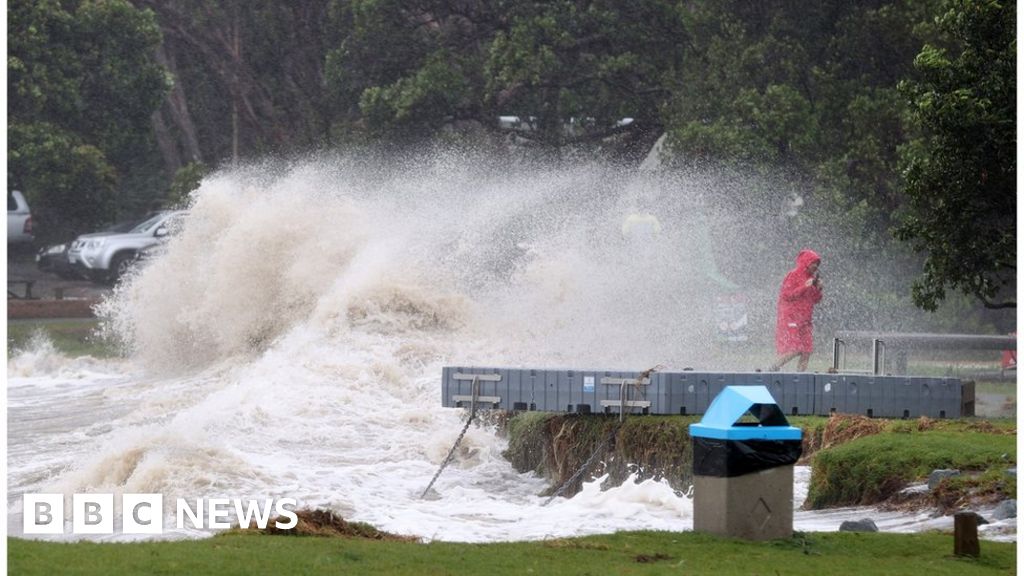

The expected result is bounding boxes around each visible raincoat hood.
[795,249,820,273]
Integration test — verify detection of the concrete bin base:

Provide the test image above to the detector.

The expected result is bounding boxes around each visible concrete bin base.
[693,464,794,540]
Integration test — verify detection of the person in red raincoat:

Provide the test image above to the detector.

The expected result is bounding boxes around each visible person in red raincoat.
[770,249,822,372]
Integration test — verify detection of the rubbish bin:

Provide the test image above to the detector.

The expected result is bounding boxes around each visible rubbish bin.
[689,385,803,540]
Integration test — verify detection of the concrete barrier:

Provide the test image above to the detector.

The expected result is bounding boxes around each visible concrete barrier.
[441,367,967,418]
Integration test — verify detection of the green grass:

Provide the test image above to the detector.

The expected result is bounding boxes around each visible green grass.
[975,380,1017,397]
[807,431,1016,508]
[8,530,1016,576]
[7,319,119,358]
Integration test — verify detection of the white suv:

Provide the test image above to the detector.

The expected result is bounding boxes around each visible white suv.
[68,210,186,283]
[7,190,34,244]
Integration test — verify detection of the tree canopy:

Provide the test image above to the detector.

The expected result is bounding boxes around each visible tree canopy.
[896,0,1016,310]
[663,1,943,247]
[6,0,1015,315]
[8,0,169,239]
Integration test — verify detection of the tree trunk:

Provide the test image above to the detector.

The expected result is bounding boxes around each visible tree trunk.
[151,108,182,176]
[231,5,240,164]
[153,43,204,168]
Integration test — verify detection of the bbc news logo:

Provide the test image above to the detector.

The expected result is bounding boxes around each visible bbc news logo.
[23,494,298,534]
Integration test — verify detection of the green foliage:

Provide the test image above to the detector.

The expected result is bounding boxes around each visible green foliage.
[807,430,1015,508]
[326,0,684,145]
[358,49,476,137]
[8,0,169,240]
[8,0,169,155]
[484,1,683,145]
[72,0,170,161]
[326,0,486,141]
[665,0,942,247]
[167,162,209,207]
[7,530,1017,575]
[6,0,1014,329]
[8,122,118,241]
[896,0,1016,311]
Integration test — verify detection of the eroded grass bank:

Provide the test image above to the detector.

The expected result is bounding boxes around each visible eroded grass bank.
[503,412,1016,508]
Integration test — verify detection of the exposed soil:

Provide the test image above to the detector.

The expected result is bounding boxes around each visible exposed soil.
[253,509,417,541]
[504,412,1015,519]
[800,414,885,462]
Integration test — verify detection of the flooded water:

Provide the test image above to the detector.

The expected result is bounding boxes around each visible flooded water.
[6,153,1015,543]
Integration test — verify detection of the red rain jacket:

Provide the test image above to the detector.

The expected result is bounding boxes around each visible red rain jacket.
[775,249,822,353]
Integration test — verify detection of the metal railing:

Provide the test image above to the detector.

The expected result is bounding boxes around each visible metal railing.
[831,332,1015,376]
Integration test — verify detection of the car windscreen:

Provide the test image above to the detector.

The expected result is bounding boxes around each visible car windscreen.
[130,213,168,234]
[104,213,157,233]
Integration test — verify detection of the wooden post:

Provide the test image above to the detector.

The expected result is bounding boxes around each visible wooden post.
[954,512,980,557]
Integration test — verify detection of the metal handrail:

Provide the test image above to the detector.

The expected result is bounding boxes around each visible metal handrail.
[872,339,885,376]
[832,338,844,372]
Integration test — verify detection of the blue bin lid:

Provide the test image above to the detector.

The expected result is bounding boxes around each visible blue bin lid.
[689,385,802,441]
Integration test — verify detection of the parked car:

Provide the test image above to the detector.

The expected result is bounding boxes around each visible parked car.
[68,210,187,283]
[36,215,154,279]
[7,190,34,245]
[35,242,76,279]
[131,241,169,269]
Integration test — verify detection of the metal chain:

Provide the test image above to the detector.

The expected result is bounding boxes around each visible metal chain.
[542,364,663,506]
[421,377,479,499]
[543,421,622,506]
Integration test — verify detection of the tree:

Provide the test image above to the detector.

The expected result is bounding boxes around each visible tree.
[139,0,336,161]
[896,0,1016,310]
[664,0,942,246]
[8,123,118,240]
[325,0,495,141]
[324,0,682,150]
[8,0,169,240]
[484,0,684,148]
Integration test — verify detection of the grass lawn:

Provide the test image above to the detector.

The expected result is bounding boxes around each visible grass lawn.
[7,319,118,358]
[8,530,1016,576]
[807,429,1016,508]
[975,380,1017,398]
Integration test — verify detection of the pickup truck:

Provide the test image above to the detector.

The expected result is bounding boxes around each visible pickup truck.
[7,190,33,244]
[68,210,187,283]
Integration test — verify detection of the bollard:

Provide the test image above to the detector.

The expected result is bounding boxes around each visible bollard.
[954,512,980,557]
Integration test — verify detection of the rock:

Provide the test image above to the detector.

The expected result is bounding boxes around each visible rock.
[1007,468,1017,477]
[928,469,960,490]
[839,519,878,532]
[897,483,930,497]
[991,499,1017,520]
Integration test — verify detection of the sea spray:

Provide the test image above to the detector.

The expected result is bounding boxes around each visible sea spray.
[10,150,1008,542]
[98,151,795,373]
